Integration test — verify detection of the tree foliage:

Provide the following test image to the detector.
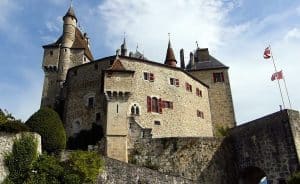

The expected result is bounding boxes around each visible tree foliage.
[25,108,66,153]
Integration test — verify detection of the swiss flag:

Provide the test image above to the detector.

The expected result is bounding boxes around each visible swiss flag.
[264,47,271,59]
[271,70,283,81]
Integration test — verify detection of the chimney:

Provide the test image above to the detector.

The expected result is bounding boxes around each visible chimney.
[196,48,210,62]
[180,49,185,69]
[189,52,195,69]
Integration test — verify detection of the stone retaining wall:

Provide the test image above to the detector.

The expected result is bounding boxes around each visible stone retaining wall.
[0,132,41,183]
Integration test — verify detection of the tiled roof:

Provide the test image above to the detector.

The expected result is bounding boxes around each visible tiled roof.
[186,55,228,71]
[42,28,94,60]
[64,6,77,21]
[164,41,177,67]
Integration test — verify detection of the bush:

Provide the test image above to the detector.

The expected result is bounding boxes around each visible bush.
[288,171,300,184]
[216,125,230,138]
[0,120,29,133]
[63,151,104,183]
[25,108,66,153]
[28,154,64,184]
[4,134,38,184]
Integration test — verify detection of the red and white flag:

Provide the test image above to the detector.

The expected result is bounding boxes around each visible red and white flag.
[264,47,271,59]
[271,70,283,81]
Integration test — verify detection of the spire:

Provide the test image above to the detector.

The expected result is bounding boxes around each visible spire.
[121,32,127,56]
[64,3,77,22]
[164,33,177,67]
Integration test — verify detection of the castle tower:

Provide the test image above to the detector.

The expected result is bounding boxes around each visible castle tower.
[164,37,177,67]
[41,6,93,111]
[104,58,135,162]
[57,6,77,83]
[187,48,236,135]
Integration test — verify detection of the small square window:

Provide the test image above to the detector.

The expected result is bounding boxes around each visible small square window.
[154,121,161,125]
[143,72,154,82]
[88,97,94,108]
[213,72,224,83]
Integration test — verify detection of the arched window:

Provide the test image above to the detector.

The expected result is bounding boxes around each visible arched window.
[131,104,140,116]
[152,97,158,113]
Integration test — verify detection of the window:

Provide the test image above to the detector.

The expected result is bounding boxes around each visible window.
[143,72,154,82]
[50,51,53,56]
[131,104,140,116]
[88,97,94,108]
[170,78,179,87]
[96,113,101,121]
[147,96,163,113]
[154,121,161,125]
[213,72,224,83]
[197,110,204,119]
[196,88,202,97]
[185,82,192,92]
[163,101,173,109]
[152,97,158,113]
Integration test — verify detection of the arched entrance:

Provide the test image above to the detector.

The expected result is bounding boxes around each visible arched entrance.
[239,166,267,184]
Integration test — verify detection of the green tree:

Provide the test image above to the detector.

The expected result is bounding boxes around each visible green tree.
[26,108,66,153]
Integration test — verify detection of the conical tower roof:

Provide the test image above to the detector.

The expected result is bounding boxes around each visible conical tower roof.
[64,6,77,21]
[164,39,177,67]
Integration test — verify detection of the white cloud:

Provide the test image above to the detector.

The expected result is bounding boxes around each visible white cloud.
[98,0,241,61]
[284,28,300,41]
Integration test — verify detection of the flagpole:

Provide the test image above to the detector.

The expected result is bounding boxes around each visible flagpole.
[269,45,286,109]
[282,76,292,109]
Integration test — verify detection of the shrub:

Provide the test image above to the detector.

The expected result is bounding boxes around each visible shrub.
[25,108,66,152]
[0,109,16,124]
[0,120,29,133]
[216,125,230,138]
[63,150,104,183]
[28,154,64,184]
[4,134,38,184]
[288,171,300,184]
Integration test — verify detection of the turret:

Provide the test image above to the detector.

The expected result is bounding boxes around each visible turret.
[121,37,127,56]
[164,36,177,67]
[57,6,77,83]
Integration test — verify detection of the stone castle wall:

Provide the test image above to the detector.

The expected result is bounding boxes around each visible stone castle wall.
[120,58,213,137]
[129,137,237,183]
[0,132,42,183]
[230,109,300,183]
[189,69,236,135]
[98,157,196,184]
[64,59,112,137]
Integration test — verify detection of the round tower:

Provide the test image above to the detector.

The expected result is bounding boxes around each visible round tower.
[57,6,77,83]
[164,35,177,67]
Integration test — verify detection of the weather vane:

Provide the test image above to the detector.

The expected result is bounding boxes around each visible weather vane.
[168,33,171,41]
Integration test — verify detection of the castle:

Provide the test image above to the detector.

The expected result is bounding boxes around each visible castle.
[41,6,235,162]
[40,7,300,183]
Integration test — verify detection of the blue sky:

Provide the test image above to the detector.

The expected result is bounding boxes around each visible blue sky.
[0,0,299,124]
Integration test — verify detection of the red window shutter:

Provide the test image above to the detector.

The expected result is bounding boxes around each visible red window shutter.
[175,79,179,87]
[158,98,163,114]
[161,100,165,108]
[196,88,199,96]
[147,96,151,112]
[150,73,154,82]
[221,72,224,82]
